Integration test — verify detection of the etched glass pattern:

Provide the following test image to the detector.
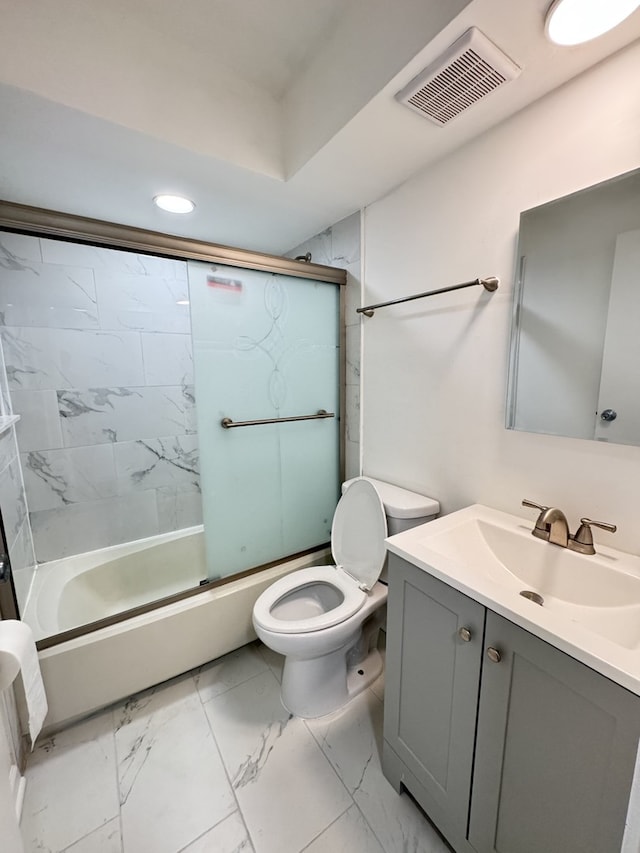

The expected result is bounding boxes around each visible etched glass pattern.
[188,262,340,579]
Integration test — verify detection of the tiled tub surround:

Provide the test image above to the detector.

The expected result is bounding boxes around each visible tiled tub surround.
[22,641,451,853]
[0,424,37,608]
[0,231,202,566]
[288,212,361,480]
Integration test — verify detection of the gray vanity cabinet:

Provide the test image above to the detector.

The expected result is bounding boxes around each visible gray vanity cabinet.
[382,554,485,852]
[383,554,640,853]
[469,611,640,853]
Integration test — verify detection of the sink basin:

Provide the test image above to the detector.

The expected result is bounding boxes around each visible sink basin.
[425,517,640,608]
[386,505,640,665]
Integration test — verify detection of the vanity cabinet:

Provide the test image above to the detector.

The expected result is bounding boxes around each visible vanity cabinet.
[383,554,640,853]
[383,555,484,852]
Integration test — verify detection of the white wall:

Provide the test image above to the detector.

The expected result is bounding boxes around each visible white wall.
[362,40,640,555]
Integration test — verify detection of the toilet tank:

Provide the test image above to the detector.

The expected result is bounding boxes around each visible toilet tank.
[341,477,439,581]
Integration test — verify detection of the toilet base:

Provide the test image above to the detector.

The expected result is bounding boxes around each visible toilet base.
[346,647,383,703]
[281,644,383,719]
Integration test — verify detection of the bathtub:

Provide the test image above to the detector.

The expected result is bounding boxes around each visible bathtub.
[20,529,330,731]
[24,526,207,640]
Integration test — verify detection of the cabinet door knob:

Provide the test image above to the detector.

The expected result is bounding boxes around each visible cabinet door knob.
[458,627,472,642]
[487,647,502,663]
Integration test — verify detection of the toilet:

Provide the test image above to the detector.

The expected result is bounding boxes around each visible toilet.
[252,477,439,718]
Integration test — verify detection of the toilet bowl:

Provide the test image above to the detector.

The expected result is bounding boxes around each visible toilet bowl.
[253,477,439,718]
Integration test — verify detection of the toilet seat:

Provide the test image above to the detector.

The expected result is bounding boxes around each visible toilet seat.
[252,566,367,634]
[331,478,387,591]
[253,479,388,636]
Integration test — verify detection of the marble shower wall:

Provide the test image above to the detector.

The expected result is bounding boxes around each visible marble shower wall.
[287,211,362,480]
[0,422,37,607]
[0,232,201,563]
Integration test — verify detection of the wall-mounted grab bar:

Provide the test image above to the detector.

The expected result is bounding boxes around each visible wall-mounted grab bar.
[221,409,335,429]
[357,276,499,318]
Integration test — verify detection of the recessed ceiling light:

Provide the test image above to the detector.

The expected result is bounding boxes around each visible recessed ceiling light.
[153,194,195,214]
[545,0,640,45]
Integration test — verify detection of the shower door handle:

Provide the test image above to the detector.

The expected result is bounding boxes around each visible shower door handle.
[221,410,335,429]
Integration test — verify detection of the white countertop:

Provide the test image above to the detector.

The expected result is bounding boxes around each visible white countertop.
[385,504,640,697]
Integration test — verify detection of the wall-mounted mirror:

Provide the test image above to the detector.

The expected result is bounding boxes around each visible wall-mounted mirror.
[507,167,640,446]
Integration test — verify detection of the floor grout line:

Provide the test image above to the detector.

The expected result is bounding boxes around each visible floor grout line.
[192,646,273,707]
[297,803,353,852]
[174,810,248,853]
[199,680,257,853]
[25,643,450,853]
[301,686,393,853]
[111,703,126,853]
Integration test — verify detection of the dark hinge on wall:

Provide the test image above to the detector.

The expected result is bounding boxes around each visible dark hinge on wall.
[0,553,10,583]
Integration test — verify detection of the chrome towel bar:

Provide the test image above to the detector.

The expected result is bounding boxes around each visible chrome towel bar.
[221,409,335,429]
[357,276,499,317]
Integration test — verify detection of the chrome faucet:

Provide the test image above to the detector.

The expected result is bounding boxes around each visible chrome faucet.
[522,500,617,554]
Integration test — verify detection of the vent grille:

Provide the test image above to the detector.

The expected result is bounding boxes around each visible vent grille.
[397,28,520,127]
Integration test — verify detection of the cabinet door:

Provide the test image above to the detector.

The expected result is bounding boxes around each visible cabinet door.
[470,611,640,853]
[383,554,485,848]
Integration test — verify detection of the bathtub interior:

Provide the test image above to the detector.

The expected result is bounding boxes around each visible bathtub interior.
[59,531,206,626]
[23,526,207,641]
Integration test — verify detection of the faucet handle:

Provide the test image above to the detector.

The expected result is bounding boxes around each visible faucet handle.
[570,518,617,555]
[522,500,552,541]
[522,499,548,512]
[579,518,617,533]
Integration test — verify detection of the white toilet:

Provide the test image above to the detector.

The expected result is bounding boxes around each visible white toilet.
[252,477,439,718]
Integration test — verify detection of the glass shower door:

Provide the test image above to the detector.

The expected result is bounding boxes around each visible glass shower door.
[187,261,340,579]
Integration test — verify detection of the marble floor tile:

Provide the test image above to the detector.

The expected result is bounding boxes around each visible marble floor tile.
[203,670,352,853]
[306,690,450,853]
[354,774,451,853]
[179,812,253,853]
[63,817,123,853]
[22,710,119,853]
[305,690,384,795]
[23,641,448,853]
[302,804,384,853]
[114,675,235,853]
[194,643,268,704]
[255,642,284,683]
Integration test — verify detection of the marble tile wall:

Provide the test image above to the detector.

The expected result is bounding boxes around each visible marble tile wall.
[0,423,37,610]
[0,231,202,564]
[0,398,37,609]
[287,211,362,480]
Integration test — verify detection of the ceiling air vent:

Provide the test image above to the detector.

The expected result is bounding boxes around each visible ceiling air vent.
[396,28,521,127]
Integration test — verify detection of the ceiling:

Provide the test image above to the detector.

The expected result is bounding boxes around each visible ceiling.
[1,0,639,255]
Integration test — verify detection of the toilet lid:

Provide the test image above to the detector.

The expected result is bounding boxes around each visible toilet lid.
[332,478,387,591]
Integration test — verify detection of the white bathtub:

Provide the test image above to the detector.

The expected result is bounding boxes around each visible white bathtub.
[24,526,207,640]
[20,530,330,731]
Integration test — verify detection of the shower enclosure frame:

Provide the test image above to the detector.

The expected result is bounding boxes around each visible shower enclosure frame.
[0,507,19,622]
[0,200,347,649]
